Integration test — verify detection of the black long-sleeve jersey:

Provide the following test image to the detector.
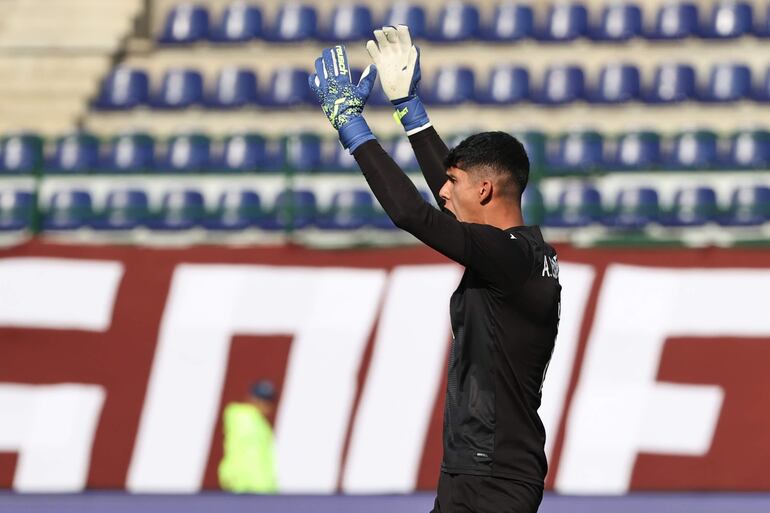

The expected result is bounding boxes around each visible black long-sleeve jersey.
[353,127,561,486]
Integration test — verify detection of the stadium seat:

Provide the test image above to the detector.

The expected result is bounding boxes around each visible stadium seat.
[425,66,475,105]
[722,186,770,225]
[512,131,546,174]
[428,3,480,42]
[387,136,419,172]
[91,189,150,230]
[476,66,529,104]
[546,131,603,173]
[753,68,770,102]
[103,133,155,172]
[534,65,585,104]
[266,4,317,42]
[262,189,317,230]
[159,134,211,172]
[644,63,696,103]
[699,63,751,102]
[590,3,643,41]
[607,187,659,229]
[545,186,602,227]
[648,3,698,39]
[262,68,312,107]
[321,138,359,172]
[210,3,262,42]
[482,3,533,42]
[48,133,100,173]
[610,131,662,169]
[666,130,718,169]
[317,189,374,229]
[285,133,322,172]
[93,68,149,110]
[521,185,545,225]
[43,190,93,230]
[205,189,263,229]
[151,69,204,109]
[661,186,719,226]
[150,189,205,230]
[700,1,752,39]
[321,5,373,41]
[0,190,34,231]
[588,63,640,103]
[0,134,43,174]
[724,130,770,168]
[537,3,588,41]
[206,68,259,108]
[215,134,271,172]
[158,4,210,44]
[381,3,427,39]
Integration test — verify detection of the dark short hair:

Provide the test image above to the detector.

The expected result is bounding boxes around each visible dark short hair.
[443,131,529,198]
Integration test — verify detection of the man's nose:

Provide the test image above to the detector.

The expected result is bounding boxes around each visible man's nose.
[439,181,450,201]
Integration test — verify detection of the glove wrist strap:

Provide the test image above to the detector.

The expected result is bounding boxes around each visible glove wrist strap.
[339,116,375,153]
[392,96,431,135]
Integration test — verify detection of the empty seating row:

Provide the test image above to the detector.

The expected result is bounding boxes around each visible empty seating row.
[3,184,768,232]
[2,129,770,174]
[92,63,770,110]
[158,2,770,44]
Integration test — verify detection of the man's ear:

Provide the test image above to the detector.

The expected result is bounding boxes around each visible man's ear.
[479,179,493,205]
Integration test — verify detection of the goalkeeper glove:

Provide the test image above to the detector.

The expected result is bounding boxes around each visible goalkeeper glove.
[366,25,430,135]
[308,45,378,153]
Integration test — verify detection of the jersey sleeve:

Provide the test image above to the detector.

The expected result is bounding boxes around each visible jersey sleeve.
[408,126,450,207]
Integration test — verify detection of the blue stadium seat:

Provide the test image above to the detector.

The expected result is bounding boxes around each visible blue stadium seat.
[546,131,603,173]
[206,68,258,108]
[285,133,322,172]
[317,189,373,229]
[210,3,262,42]
[205,189,263,229]
[648,3,698,39]
[91,189,150,230]
[104,133,155,172]
[590,3,643,41]
[43,190,93,230]
[667,130,718,169]
[266,4,317,42]
[538,3,588,41]
[159,134,211,172]
[754,68,770,101]
[0,134,43,174]
[476,66,529,104]
[158,4,210,44]
[512,131,546,174]
[321,138,358,172]
[545,186,602,227]
[215,134,270,172]
[262,68,312,106]
[724,130,770,168]
[151,69,204,109]
[425,66,475,105]
[589,64,640,103]
[700,63,751,102]
[534,65,585,104]
[521,185,545,225]
[644,63,696,103]
[482,3,533,42]
[607,187,659,228]
[610,131,662,169]
[262,189,317,230]
[93,68,149,110]
[661,187,718,226]
[321,5,373,41]
[48,133,100,173]
[381,3,427,39]
[722,186,770,225]
[150,189,205,230]
[428,3,480,42]
[700,2,752,39]
[0,190,34,231]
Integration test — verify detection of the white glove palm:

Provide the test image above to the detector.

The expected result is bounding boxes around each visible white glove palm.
[366,25,420,103]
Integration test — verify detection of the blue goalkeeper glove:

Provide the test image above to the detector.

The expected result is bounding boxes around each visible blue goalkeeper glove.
[308,45,378,153]
[366,25,430,135]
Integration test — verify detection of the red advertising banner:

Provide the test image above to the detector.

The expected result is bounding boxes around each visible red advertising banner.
[0,241,769,493]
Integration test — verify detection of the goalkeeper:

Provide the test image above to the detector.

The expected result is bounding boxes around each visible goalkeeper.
[309,26,561,513]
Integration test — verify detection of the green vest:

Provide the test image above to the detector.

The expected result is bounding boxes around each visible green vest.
[218,402,278,493]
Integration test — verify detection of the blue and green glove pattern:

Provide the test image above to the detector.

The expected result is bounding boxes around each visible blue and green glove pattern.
[309,45,377,153]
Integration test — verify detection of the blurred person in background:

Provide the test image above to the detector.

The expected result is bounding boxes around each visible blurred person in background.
[309,26,560,513]
[218,379,278,493]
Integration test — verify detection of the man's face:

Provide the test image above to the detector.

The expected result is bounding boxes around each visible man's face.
[439,166,480,222]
